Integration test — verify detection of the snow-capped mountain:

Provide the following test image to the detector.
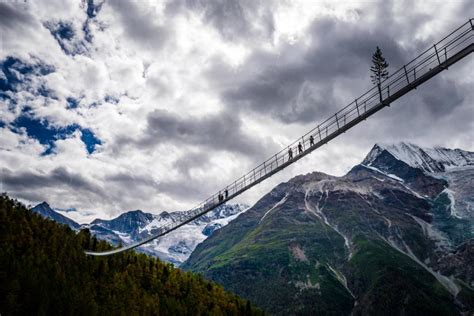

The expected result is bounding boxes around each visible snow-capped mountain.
[363,142,474,219]
[31,201,248,265]
[363,142,474,173]
[184,142,474,314]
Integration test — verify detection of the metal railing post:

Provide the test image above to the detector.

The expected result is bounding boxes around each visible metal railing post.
[335,113,340,129]
[403,65,410,84]
[444,47,448,69]
[434,44,441,65]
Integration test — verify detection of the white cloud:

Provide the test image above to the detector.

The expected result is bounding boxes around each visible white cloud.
[0,0,472,222]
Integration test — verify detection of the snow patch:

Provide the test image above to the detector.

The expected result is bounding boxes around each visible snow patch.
[362,164,404,182]
[259,194,288,224]
[409,215,452,252]
[380,232,460,297]
[326,263,355,298]
[442,188,462,219]
[305,188,353,259]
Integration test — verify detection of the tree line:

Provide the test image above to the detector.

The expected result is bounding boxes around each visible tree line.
[0,194,264,315]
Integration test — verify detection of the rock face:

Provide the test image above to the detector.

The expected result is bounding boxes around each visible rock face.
[183,142,474,315]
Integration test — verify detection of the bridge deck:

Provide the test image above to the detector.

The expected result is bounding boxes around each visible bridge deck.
[86,19,474,256]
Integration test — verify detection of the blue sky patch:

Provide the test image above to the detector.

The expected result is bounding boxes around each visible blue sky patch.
[44,21,85,56]
[0,56,54,94]
[11,113,101,155]
[86,0,105,18]
[80,128,102,154]
[105,95,119,104]
[66,97,80,109]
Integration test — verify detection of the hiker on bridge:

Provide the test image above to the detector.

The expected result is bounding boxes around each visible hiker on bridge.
[218,192,223,202]
[309,135,314,146]
[224,189,228,199]
[288,147,293,160]
[298,142,303,154]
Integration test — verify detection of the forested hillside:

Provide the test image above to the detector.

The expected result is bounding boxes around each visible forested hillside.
[0,194,263,315]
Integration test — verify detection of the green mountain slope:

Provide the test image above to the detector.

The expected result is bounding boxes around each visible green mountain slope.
[183,157,474,315]
[0,194,263,315]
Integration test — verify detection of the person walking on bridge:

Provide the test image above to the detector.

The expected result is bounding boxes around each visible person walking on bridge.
[309,135,314,146]
[224,189,228,199]
[288,147,293,160]
[298,142,303,154]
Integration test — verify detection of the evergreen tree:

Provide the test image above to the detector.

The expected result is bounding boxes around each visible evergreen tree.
[370,46,389,102]
[370,46,389,85]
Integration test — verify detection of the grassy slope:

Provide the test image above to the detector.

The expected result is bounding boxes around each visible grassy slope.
[185,198,355,315]
[349,236,457,315]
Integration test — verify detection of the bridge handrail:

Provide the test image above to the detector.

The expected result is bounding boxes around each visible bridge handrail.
[193,19,473,214]
[86,18,473,255]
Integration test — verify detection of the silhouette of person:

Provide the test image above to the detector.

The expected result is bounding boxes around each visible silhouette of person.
[288,147,293,160]
[298,142,303,154]
[218,193,223,202]
[309,135,314,146]
[224,189,228,199]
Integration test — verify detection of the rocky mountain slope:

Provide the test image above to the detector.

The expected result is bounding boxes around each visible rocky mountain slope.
[31,202,248,265]
[32,201,80,229]
[183,142,474,315]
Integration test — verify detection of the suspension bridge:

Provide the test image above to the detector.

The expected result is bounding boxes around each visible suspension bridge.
[86,18,474,256]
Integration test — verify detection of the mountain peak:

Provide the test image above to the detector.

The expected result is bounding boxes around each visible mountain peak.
[31,201,80,229]
[37,201,50,208]
[363,142,474,173]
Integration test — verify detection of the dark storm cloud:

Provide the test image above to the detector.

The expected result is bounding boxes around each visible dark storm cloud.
[0,3,33,28]
[107,0,169,50]
[217,16,407,123]
[104,163,213,202]
[106,172,158,188]
[156,179,211,203]
[1,167,105,197]
[166,0,274,42]
[173,151,211,176]
[105,162,214,202]
[420,77,464,116]
[130,109,277,160]
[210,4,469,126]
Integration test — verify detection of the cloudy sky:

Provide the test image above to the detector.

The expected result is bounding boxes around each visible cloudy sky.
[0,0,472,222]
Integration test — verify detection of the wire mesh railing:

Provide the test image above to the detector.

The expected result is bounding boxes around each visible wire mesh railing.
[86,18,474,255]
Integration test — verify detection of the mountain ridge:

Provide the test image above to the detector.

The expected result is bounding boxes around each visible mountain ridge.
[31,201,248,265]
[183,142,474,315]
